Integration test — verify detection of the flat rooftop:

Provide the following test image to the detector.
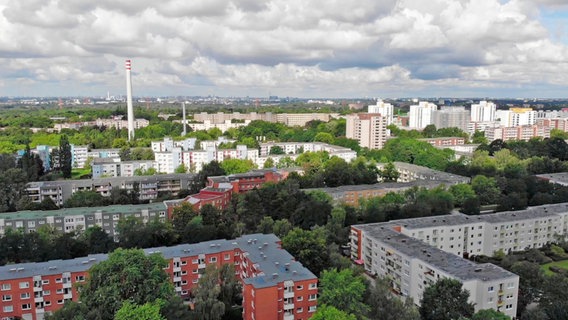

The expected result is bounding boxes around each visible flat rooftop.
[387,202,568,229]
[303,180,443,194]
[536,172,568,185]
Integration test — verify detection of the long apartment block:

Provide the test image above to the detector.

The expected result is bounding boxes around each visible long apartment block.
[349,202,568,318]
[0,203,167,237]
[26,174,197,206]
[0,233,318,320]
[351,224,519,318]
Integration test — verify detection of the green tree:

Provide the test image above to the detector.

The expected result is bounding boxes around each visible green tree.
[282,227,330,276]
[115,300,166,320]
[192,264,226,320]
[311,305,356,320]
[379,162,400,182]
[367,277,420,320]
[449,184,476,207]
[269,145,285,155]
[419,278,475,320]
[59,134,72,178]
[314,132,335,144]
[471,175,501,205]
[69,248,185,320]
[175,164,187,173]
[64,190,108,208]
[471,309,510,320]
[220,158,255,175]
[472,130,488,144]
[318,268,369,316]
[263,157,275,168]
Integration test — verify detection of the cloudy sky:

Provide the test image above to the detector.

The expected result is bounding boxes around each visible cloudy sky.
[0,0,567,98]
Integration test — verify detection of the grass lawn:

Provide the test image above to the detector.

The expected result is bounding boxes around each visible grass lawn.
[541,260,568,276]
[71,168,91,179]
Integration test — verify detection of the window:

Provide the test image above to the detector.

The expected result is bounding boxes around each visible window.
[57,300,64,305]
[224,254,230,260]
[309,306,317,312]
[506,304,513,310]
[21,304,31,310]
[75,275,85,282]
[296,307,304,313]
[45,301,51,306]
[309,283,317,290]
[43,290,50,296]
[19,282,29,289]
[308,294,317,301]
[2,295,11,301]
[181,261,187,266]
[20,293,30,299]
[56,289,64,294]
[42,280,49,285]
[55,278,62,283]
[296,296,303,302]
[296,285,303,290]
[3,306,13,313]
[209,257,217,263]
[488,286,494,292]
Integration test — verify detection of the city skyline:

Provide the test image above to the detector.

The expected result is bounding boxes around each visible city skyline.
[0,0,567,98]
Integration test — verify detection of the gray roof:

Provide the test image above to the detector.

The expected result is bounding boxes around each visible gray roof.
[386,202,568,230]
[356,224,517,282]
[536,173,568,185]
[390,162,470,182]
[0,234,316,288]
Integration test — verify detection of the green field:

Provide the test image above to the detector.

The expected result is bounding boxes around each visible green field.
[541,260,568,276]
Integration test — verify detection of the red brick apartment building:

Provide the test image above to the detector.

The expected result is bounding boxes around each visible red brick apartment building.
[0,234,317,320]
[206,170,283,193]
[164,169,283,217]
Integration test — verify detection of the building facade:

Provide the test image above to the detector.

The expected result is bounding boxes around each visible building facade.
[409,101,438,129]
[470,101,496,122]
[432,106,469,131]
[26,174,197,206]
[345,113,389,150]
[368,100,394,125]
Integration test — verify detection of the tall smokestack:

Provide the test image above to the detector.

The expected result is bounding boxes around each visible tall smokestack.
[182,102,187,136]
[125,59,135,141]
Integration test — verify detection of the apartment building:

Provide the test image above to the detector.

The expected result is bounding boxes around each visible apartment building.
[470,101,496,122]
[536,118,568,132]
[345,113,389,150]
[350,224,519,318]
[496,108,537,127]
[0,234,318,320]
[418,137,466,147]
[259,142,357,162]
[193,112,337,127]
[350,202,568,318]
[206,169,284,194]
[484,124,550,142]
[26,174,197,206]
[409,101,438,129]
[377,162,470,185]
[185,119,250,132]
[151,137,197,153]
[368,100,394,125]
[432,106,469,131]
[0,203,167,237]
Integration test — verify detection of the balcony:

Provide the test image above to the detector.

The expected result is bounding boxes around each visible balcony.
[284,291,294,299]
[283,303,294,310]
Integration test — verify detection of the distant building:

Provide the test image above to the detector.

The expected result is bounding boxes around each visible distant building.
[345,113,389,149]
[409,101,438,129]
[193,112,338,127]
[484,124,550,142]
[470,101,496,122]
[419,137,466,147]
[432,106,469,131]
[377,162,470,184]
[496,108,537,127]
[368,100,394,125]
